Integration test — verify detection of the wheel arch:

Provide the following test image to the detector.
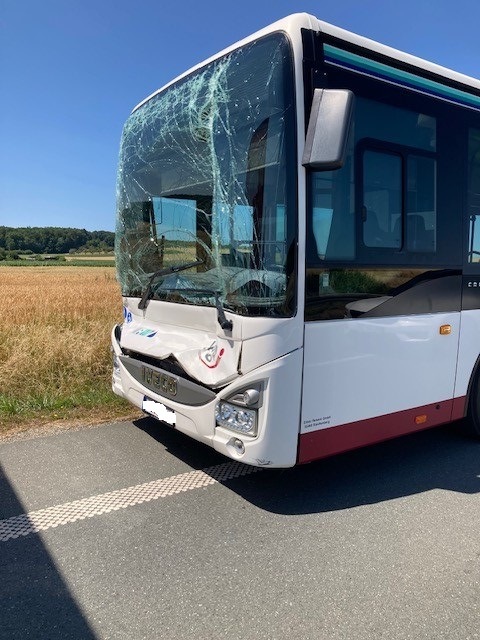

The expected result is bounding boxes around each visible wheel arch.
[461,351,480,436]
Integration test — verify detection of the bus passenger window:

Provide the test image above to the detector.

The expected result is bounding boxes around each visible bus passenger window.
[468,129,480,263]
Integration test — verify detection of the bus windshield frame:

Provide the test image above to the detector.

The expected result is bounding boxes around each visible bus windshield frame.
[115,32,297,318]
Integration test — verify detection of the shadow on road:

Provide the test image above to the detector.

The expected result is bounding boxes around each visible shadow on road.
[134,417,480,515]
[0,466,97,640]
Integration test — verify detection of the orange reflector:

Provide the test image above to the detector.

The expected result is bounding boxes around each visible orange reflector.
[415,415,427,424]
[440,325,452,335]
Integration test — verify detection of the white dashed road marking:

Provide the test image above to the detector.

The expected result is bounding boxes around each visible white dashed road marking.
[0,461,260,542]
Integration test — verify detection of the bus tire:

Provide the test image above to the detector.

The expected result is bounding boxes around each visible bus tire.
[466,370,480,438]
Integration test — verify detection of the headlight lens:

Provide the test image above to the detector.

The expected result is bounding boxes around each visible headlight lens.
[215,401,257,435]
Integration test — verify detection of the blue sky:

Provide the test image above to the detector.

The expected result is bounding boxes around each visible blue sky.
[1,0,479,232]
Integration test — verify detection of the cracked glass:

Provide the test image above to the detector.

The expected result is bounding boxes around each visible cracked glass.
[115,33,297,317]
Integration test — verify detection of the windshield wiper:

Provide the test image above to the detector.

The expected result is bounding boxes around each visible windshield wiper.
[137,260,204,311]
[140,285,233,332]
[196,288,233,332]
[137,264,233,331]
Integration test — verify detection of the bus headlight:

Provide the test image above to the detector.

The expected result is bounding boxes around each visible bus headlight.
[215,401,257,436]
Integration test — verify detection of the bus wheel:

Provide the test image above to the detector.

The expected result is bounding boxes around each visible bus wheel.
[466,372,480,437]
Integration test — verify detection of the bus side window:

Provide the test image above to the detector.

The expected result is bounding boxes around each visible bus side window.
[360,147,436,254]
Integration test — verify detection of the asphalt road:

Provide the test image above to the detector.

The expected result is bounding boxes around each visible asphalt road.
[0,418,479,640]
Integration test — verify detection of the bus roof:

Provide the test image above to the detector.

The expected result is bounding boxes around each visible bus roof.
[133,13,480,113]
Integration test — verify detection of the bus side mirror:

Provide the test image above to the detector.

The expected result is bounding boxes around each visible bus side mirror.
[302,89,354,171]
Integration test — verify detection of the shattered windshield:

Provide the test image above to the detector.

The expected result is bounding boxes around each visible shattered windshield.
[115,33,297,317]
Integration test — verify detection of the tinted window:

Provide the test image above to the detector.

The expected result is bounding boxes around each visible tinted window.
[308,97,438,264]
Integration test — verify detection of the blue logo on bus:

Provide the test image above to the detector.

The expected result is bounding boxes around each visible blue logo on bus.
[134,328,157,338]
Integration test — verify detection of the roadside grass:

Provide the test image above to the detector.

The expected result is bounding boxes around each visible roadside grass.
[0,266,140,436]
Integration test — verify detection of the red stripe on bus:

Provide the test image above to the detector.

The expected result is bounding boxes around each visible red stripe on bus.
[451,395,467,421]
[297,397,467,464]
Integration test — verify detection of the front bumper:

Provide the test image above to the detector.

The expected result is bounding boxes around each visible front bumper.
[111,325,302,467]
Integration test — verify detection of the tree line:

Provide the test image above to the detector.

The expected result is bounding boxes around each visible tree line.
[0,227,115,254]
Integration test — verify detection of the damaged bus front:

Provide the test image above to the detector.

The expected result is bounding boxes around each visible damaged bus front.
[111,30,303,467]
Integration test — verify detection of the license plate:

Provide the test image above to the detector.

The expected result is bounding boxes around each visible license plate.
[142,397,176,426]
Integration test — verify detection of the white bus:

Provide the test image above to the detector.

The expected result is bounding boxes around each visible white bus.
[112,13,480,467]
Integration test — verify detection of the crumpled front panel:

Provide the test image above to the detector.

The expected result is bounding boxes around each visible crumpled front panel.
[120,315,241,387]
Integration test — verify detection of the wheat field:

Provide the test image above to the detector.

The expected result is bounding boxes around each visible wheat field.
[0,266,138,434]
